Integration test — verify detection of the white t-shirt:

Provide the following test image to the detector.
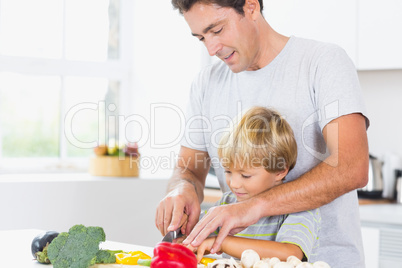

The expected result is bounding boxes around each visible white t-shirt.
[181,36,369,267]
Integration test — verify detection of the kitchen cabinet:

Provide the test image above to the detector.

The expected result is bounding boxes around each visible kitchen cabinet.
[264,0,402,70]
[360,204,402,267]
[361,227,380,268]
[357,0,402,69]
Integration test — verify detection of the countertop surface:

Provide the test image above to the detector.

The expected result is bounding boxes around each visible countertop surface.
[359,203,402,225]
[0,172,166,183]
[0,229,154,268]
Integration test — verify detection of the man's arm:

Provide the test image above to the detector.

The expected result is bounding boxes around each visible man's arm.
[155,146,211,236]
[183,113,369,253]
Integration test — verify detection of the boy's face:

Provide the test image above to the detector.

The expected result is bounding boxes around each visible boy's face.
[224,165,286,202]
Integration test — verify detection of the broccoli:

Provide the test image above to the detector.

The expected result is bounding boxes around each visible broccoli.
[47,224,116,268]
[95,249,122,264]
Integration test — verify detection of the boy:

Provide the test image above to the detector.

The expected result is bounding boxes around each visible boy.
[190,106,320,262]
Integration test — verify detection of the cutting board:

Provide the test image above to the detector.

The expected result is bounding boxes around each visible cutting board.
[91,264,143,267]
[32,261,148,267]
[92,265,207,268]
[1,229,209,268]
[37,262,207,268]
[91,264,207,267]
[29,260,145,267]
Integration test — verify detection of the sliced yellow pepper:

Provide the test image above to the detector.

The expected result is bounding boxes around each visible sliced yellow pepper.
[115,251,151,265]
[200,257,216,265]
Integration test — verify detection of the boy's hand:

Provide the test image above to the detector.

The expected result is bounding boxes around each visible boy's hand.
[183,202,256,254]
[188,237,220,263]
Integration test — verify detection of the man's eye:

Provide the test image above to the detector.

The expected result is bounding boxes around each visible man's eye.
[213,27,223,34]
[198,37,205,42]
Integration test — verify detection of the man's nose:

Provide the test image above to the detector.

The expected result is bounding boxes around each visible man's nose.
[204,38,222,56]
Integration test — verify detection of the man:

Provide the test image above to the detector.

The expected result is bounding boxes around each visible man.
[155,0,369,267]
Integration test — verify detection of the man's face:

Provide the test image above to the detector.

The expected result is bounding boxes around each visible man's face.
[183,3,260,73]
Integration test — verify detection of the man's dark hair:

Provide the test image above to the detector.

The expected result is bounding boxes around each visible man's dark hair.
[172,0,264,15]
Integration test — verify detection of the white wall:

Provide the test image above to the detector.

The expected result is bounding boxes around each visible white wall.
[358,70,402,161]
[0,175,169,247]
[124,2,402,177]
[125,1,204,179]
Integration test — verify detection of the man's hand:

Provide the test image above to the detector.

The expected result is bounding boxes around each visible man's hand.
[155,146,211,236]
[183,201,261,254]
[155,182,200,236]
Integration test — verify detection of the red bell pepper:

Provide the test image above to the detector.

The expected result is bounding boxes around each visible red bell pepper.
[151,242,197,268]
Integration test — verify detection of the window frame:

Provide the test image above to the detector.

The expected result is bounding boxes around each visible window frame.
[0,0,134,173]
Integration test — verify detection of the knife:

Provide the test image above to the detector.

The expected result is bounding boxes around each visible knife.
[162,226,185,242]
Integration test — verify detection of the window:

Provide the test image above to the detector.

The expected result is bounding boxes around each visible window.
[0,0,133,172]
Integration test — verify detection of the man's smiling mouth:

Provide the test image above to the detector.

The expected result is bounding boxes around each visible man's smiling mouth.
[224,51,235,60]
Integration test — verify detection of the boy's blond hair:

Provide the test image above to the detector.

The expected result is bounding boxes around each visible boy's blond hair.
[218,106,297,172]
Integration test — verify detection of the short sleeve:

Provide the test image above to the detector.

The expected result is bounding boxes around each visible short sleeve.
[312,46,370,130]
[180,68,212,152]
[276,209,321,261]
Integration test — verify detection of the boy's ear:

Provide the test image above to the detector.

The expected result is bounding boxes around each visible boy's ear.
[275,168,289,181]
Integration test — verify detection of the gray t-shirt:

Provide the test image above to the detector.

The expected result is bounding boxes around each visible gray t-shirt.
[211,191,321,261]
[181,36,369,267]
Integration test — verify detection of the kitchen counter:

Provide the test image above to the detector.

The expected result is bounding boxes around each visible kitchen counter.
[357,198,394,205]
[360,203,402,226]
[0,229,154,267]
[203,188,223,204]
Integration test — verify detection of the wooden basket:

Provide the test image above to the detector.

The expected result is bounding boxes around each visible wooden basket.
[89,155,140,177]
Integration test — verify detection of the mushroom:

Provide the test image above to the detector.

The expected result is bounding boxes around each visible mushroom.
[312,261,331,268]
[296,263,314,268]
[252,260,271,268]
[241,249,260,268]
[208,258,241,268]
[286,256,302,266]
[273,262,293,268]
[268,257,281,266]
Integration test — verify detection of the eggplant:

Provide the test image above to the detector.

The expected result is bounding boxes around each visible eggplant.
[31,231,59,264]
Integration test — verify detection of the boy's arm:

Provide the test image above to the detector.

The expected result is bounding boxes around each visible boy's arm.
[192,209,319,262]
[194,236,304,262]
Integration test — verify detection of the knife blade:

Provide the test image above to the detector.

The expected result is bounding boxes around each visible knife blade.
[162,226,184,242]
